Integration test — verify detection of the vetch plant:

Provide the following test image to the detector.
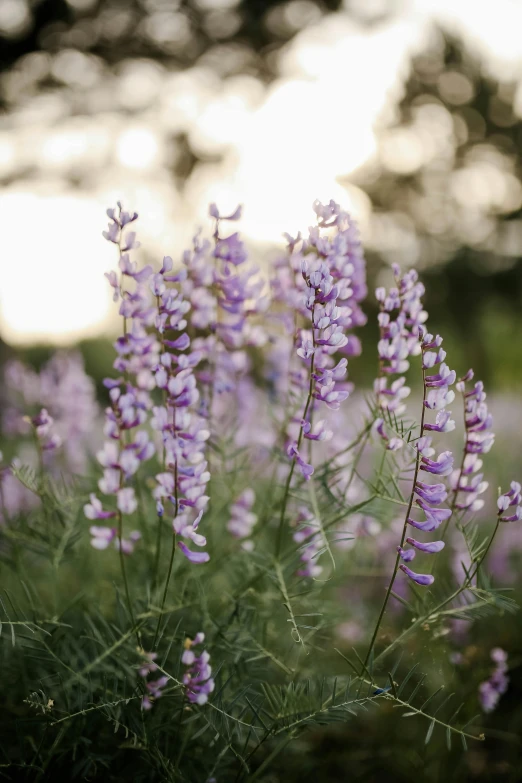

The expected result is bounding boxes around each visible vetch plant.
[0,199,521,782]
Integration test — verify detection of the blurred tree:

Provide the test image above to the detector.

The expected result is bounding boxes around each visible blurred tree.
[349,31,522,387]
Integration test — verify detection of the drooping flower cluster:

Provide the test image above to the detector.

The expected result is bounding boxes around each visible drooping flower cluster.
[150,258,210,565]
[84,204,156,550]
[227,488,257,549]
[275,201,367,479]
[450,371,494,515]
[395,320,456,586]
[479,648,509,713]
[181,633,215,705]
[138,651,169,711]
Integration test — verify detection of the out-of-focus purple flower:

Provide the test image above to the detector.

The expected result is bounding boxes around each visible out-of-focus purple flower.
[117,487,138,515]
[182,634,215,705]
[84,494,117,520]
[292,507,324,578]
[227,489,257,543]
[31,409,62,452]
[89,524,140,554]
[89,525,116,550]
[138,648,169,710]
[373,418,403,451]
[287,442,314,480]
[479,648,509,713]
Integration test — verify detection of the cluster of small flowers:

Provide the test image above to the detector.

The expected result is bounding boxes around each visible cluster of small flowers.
[374,264,427,427]
[292,507,324,579]
[479,648,509,713]
[182,204,268,408]
[450,371,494,514]
[277,201,367,479]
[497,482,522,522]
[181,633,215,705]
[398,326,457,586]
[227,488,257,550]
[139,651,169,711]
[151,256,210,565]
[2,353,99,473]
[84,203,156,550]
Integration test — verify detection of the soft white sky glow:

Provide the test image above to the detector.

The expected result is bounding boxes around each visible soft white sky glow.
[1,0,522,344]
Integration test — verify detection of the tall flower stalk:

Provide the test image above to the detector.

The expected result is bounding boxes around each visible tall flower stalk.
[274,201,367,560]
[364,267,456,666]
[150,257,211,645]
[87,202,157,637]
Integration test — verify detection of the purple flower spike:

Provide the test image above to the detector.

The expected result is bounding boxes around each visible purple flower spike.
[399,564,435,586]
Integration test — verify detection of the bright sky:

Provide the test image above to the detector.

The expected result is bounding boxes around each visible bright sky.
[1,0,522,344]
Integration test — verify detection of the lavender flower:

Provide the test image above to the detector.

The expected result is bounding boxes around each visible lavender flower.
[450,372,494,515]
[150,256,210,563]
[182,633,215,705]
[227,489,257,546]
[398,564,435,586]
[497,482,522,522]
[89,525,141,554]
[30,409,62,452]
[373,265,426,423]
[85,203,156,552]
[479,648,509,713]
[373,265,455,588]
[292,507,324,579]
[138,650,168,710]
[3,353,99,474]
[278,201,366,480]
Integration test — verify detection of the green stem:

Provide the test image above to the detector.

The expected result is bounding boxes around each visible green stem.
[363,368,427,669]
[275,323,316,558]
[117,509,140,644]
[374,514,501,666]
[153,406,179,648]
[153,531,177,649]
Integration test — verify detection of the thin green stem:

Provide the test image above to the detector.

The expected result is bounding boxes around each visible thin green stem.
[117,509,140,645]
[153,405,179,648]
[153,531,177,649]
[363,368,427,669]
[374,514,502,666]
[275,322,316,558]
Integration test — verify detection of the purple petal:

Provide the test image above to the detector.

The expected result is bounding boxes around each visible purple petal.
[178,541,210,564]
[399,564,435,586]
